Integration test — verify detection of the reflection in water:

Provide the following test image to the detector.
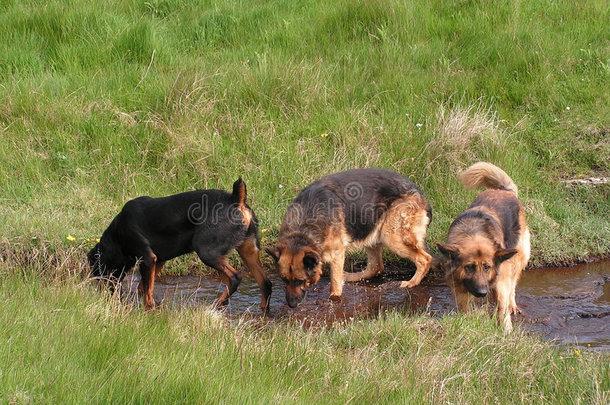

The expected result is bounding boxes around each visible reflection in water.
[122,260,610,351]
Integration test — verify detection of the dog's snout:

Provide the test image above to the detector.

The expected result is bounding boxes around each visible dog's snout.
[285,287,305,308]
[464,278,488,298]
[286,293,301,308]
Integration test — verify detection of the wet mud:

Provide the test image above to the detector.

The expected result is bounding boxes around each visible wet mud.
[121,260,610,350]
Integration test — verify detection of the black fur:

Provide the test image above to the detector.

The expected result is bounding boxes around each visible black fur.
[88,180,258,288]
[469,194,521,249]
[450,209,502,246]
[292,168,426,242]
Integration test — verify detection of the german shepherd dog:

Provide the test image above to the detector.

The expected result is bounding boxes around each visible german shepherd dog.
[266,168,433,308]
[437,162,530,332]
[87,179,272,311]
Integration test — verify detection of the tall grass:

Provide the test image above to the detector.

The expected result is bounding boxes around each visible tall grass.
[1,261,608,404]
[0,0,608,265]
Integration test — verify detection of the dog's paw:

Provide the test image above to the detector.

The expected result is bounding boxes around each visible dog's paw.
[214,298,229,308]
[399,280,419,289]
[329,294,342,302]
[510,305,522,315]
[260,301,271,314]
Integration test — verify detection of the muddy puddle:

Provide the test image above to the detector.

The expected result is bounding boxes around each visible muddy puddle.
[122,260,610,350]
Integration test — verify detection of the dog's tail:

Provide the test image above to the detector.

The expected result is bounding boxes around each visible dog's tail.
[232,177,247,206]
[460,162,518,196]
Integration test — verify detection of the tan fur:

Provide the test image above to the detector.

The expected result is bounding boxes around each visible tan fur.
[496,218,530,329]
[270,182,434,305]
[236,237,271,309]
[441,162,530,333]
[276,246,321,283]
[446,227,529,332]
[380,194,433,288]
[343,245,384,282]
[234,180,252,226]
[274,244,322,304]
[238,205,252,226]
[460,162,518,196]
[320,193,432,295]
[328,250,346,298]
[137,260,165,295]
[141,252,158,311]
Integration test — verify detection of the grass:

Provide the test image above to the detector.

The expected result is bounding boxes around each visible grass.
[0,251,608,404]
[0,0,608,265]
[0,1,609,402]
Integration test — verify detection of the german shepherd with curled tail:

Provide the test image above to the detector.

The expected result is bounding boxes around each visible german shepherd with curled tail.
[437,162,530,332]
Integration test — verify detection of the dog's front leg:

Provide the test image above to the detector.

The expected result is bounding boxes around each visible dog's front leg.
[495,280,513,333]
[328,250,346,301]
[140,253,158,311]
[454,289,473,313]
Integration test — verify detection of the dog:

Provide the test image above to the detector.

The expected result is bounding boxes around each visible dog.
[437,162,530,332]
[266,168,433,308]
[87,178,272,311]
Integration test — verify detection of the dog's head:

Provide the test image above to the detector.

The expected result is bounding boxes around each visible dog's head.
[266,244,322,308]
[437,240,516,298]
[87,240,128,281]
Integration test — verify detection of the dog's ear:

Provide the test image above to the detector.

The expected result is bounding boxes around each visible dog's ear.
[265,247,281,263]
[494,248,518,265]
[436,242,460,261]
[302,251,320,274]
[232,177,247,206]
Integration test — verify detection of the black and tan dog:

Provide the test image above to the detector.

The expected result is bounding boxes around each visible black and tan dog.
[266,168,433,308]
[87,179,272,311]
[437,162,530,332]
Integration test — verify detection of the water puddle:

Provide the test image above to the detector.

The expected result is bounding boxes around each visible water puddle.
[121,260,610,350]
[517,261,609,349]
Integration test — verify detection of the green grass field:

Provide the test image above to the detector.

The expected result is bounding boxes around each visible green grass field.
[1,0,608,264]
[1,251,608,404]
[1,0,609,402]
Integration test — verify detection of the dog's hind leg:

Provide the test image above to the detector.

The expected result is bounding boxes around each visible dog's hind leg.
[237,237,272,311]
[381,199,432,288]
[344,245,384,282]
[385,236,431,288]
[398,247,432,289]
